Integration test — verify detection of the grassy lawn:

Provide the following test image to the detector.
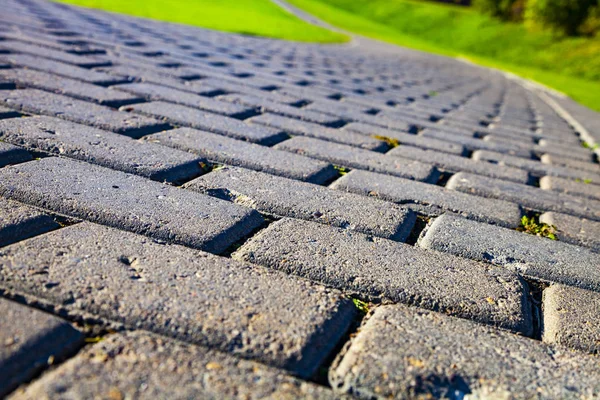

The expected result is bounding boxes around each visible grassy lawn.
[54,0,347,43]
[287,0,600,111]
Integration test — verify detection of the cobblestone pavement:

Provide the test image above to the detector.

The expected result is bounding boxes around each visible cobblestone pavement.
[1,0,600,398]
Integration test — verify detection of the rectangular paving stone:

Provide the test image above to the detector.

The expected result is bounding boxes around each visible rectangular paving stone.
[248,113,387,151]
[533,142,594,162]
[275,136,439,183]
[342,122,466,155]
[0,298,83,398]
[123,101,285,145]
[0,198,59,248]
[0,105,20,119]
[0,68,143,108]
[330,304,600,399]
[0,40,111,68]
[113,82,254,118]
[332,170,521,228]
[11,331,335,399]
[539,212,600,252]
[0,222,355,378]
[447,172,600,221]
[145,128,336,184]
[421,128,531,157]
[388,145,529,183]
[234,218,532,334]
[543,284,600,354]
[541,153,600,174]
[0,157,264,254]
[540,175,600,200]
[0,116,205,183]
[218,93,343,125]
[419,214,600,292]
[0,54,128,85]
[187,166,416,241]
[0,142,31,167]
[473,149,600,181]
[0,89,169,138]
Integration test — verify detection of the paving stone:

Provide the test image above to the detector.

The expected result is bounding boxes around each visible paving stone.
[10,331,336,400]
[113,82,254,118]
[0,116,204,183]
[0,89,169,138]
[123,101,285,145]
[247,113,387,151]
[421,128,532,157]
[0,53,128,85]
[388,145,529,183]
[0,142,31,167]
[0,198,59,248]
[0,222,355,378]
[473,149,600,181]
[233,218,532,334]
[329,304,600,399]
[332,170,521,228]
[543,284,600,354]
[533,143,594,162]
[0,105,20,119]
[540,175,600,200]
[0,68,143,107]
[0,157,264,254]
[447,172,600,221]
[419,214,600,292]
[0,39,111,68]
[275,136,439,183]
[342,122,466,155]
[145,128,336,183]
[541,153,600,174]
[539,212,600,252]
[187,166,416,240]
[0,298,83,398]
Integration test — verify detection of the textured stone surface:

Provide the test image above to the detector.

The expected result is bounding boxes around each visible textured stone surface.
[276,136,439,182]
[332,169,522,228]
[419,214,600,292]
[234,218,532,334]
[0,116,205,183]
[0,157,264,254]
[10,332,335,400]
[543,284,600,354]
[540,175,600,201]
[421,129,532,157]
[0,142,31,167]
[541,153,600,174]
[0,105,21,119]
[187,166,416,241]
[540,211,600,252]
[0,298,83,397]
[0,198,59,248]
[145,127,336,184]
[330,304,600,399]
[0,222,355,378]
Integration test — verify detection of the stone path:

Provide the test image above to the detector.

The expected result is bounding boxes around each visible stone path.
[0,0,600,398]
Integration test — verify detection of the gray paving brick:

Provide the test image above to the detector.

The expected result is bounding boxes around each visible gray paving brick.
[113,82,254,117]
[145,128,336,184]
[541,153,600,174]
[0,68,142,107]
[388,145,529,183]
[248,113,387,151]
[234,218,531,334]
[187,166,416,240]
[0,54,127,85]
[0,298,83,398]
[447,172,600,221]
[0,198,59,248]
[0,116,205,183]
[421,129,532,157]
[0,105,20,119]
[0,142,31,167]
[539,212,600,251]
[0,40,110,68]
[473,149,600,181]
[540,175,600,200]
[0,157,264,254]
[0,89,169,138]
[332,170,521,228]
[276,136,439,183]
[543,284,600,354]
[330,304,600,399]
[342,122,466,155]
[10,331,335,399]
[0,222,354,378]
[123,101,285,145]
[533,142,594,162]
[419,214,600,291]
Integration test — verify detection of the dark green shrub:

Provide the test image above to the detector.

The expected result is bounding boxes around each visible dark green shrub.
[580,5,600,36]
[473,0,522,20]
[525,0,599,36]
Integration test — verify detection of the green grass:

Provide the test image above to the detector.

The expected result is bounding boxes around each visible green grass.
[287,0,600,111]
[54,0,347,43]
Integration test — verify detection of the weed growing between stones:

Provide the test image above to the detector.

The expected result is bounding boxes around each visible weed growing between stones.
[372,135,400,148]
[575,178,593,184]
[333,165,350,175]
[582,142,599,150]
[351,298,370,314]
[517,215,557,240]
